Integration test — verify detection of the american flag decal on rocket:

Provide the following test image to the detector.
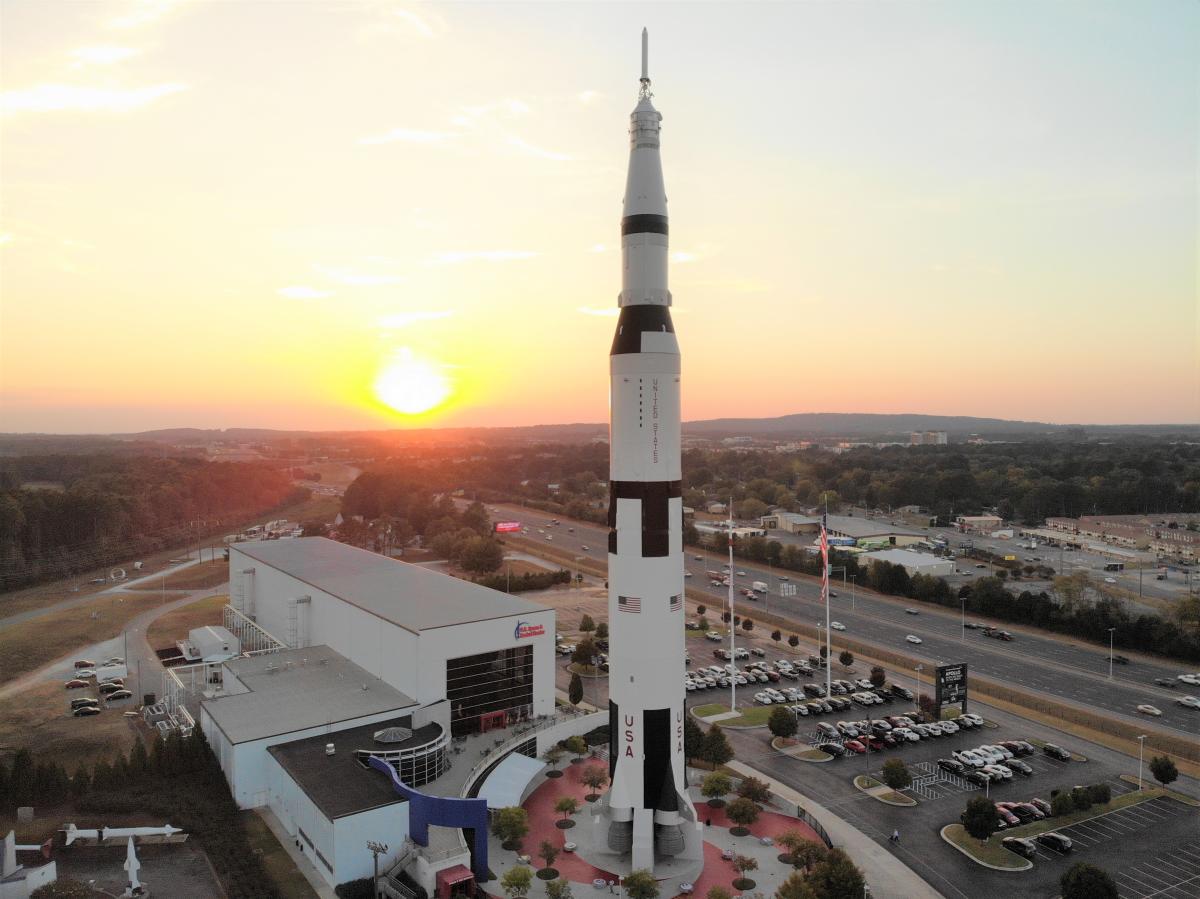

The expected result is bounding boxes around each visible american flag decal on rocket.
[618,595,642,613]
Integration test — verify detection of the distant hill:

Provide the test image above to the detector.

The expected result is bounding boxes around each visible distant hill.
[683,412,1049,439]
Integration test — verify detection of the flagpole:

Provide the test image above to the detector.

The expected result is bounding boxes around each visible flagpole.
[823,504,832,702]
[728,497,736,713]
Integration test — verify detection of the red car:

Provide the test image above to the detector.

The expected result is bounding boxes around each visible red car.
[843,740,867,755]
[866,736,887,751]
[995,804,1020,827]
[74,660,96,670]
[64,679,89,690]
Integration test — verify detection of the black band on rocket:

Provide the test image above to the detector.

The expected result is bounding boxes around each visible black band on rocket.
[610,304,675,356]
[621,214,668,236]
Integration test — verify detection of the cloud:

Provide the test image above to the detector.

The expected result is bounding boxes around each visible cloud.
[432,250,537,264]
[315,264,405,286]
[109,0,189,30]
[378,310,454,329]
[577,90,601,104]
[590,244,608,253]
[358,127,455,146]
[69,46,139,68]
[0,233,12,247]
[506,135,572,161]
[278,285,331,300]
[577,306,619,317]
[671,251,699,264]
[1,82,187,115]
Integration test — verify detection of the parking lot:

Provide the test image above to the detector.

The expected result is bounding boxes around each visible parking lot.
[1113,841,1200,899]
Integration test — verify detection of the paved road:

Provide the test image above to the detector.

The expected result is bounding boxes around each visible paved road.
[489,503,1200,739]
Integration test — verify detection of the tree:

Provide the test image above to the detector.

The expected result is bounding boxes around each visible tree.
[741,618,754,632]
[1149,755,1178,787]
[1069,786,1093,811]
[838,650,854,668]
[774,830,807,864]
[458,536,504,573]
[725,797,760,834]
[807,848,865,899]
[696,770,729,804]
[579,614,596,633]
[788,634,799,648]
[623,871,658,899]
[881,758,912,790]
[736,776,771,804]
[539,839,560,872]
[595,621,608,641]
[568,672,584,706]
[545,880,574,899]
[581,765,607,800]
[554,795,579,822]
[771,629,782,642]
[702,724,734,767]
[300,519,329,538]
[1060,863,1118,899]
[790,841,828,875]
[565,735,588,760]
[572,638,597,668]
[696,605,707,616]
[731,854,759,889]
[698,616,709,630]
[491,807,530,849]
[542,745,565,776]
[962,796,1000,840]
[1051,791,1075,817]
[769,706,799,740]
[500,866,533,899]
[819,645,828,660]
[774,872,817,899]
[869,666,886,688]
[684,715,706,762]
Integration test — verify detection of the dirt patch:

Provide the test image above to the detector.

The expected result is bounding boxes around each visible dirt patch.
[129,561,229,592]
[146,594,229,648]
[0,680,139,770]
[244,810,319,899]
[0,591,177,686]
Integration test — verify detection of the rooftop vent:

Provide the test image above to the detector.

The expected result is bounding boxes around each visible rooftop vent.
[326,743,335,756]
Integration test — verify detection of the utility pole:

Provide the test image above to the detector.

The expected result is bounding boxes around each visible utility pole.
[914,664,924,719]
[1107,627,1116,680]
[960,598,966,642]
[367,840,389,899]
[1137,735,1146,790]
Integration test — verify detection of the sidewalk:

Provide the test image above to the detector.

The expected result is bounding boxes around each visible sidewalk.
[727,760,944,899]
[255,806,337,899]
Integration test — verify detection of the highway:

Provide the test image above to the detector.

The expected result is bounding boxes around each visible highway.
[488,502,1200,739]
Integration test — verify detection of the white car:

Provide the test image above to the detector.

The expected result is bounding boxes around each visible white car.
[940,720,960,735]
[684,571,692,577]
[1136,704,1162,717]
[736,571,746,576]
[905,635,922,644]
[1104,577,1116,584]
[754,692,774,705]
[1176,695,1200,709]
[984,744,1013,760]
[960,712,984,727]
[1177,674,1200,686]
[982,764,1013,781]
[831,622,846,631]
[705,631,723,641]
[953,750,986,768]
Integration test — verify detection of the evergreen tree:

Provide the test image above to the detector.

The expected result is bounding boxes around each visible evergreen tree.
[701,724,734,767]
[568,672,584,706]
[684,715,705,762]
[1060,863,1118,899]
[807,848,865,899]
[8,749,34,806]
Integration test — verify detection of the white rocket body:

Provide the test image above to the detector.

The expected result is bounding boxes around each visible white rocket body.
[603,29,701,872]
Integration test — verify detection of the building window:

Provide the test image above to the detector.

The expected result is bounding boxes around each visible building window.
[446,646,534,737]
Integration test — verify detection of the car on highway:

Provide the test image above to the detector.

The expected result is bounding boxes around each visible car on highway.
[1001,837,1037,859]
[736,570,746,576]
[1136,704,1162,716]
[64,679,89,690]
[1177,673,1200,686]
[73,705,102,717]
[1155,678,1177,688]
[1041,743,1072,761]
[1176,695,1200,709]
[905,635,922,644]
[778,575,789,581]
[705,631,722,641]
[1036,833,1073,853]
[1104,577,1117,584]
[830,622,846,631]
[904,608,919,615]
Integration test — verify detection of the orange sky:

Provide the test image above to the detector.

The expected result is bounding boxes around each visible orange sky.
[1,0,1197,432]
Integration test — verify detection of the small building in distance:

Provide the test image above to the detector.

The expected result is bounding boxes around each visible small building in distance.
[956,514,1003,534]
[862,549,954,579]
[910,431,948,445]
[181,625,241,663]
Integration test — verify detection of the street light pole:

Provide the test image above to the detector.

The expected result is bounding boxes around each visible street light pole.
[914,664,924,719]
[960,598,966,642]
[1107,628,1116,680]
[1137,735,1146,790]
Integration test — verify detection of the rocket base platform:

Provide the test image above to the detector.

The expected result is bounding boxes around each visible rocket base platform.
[581,796,704,884]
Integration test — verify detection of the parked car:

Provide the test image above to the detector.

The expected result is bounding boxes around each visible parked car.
[105,689,133,701]
[939,720,960,735]
[1036,832,1073,853]
[64,679,89,690]
[70,698,100,711]
[890,684,914,700]
[959,713,985,727]
[964,771,991,787]
[1029,798,1053,817]
[73,705,102,717]
[1001,837,1037,858]
[1002,759,1033,776]
[982,764,1013,782]
[1155,678,1178,688]
[953,750,986,768]
[817,722,839,737]
[1013,802,1045,820]
[937,758,965,775]
[905,635,923,644]
[866,736,886,751]
[1042,743,1072,761]
[99,682,125,696]
[751,647,766,657]
[994,805,1020,827]
[1136,704,1163,717]
[843,740,867,755]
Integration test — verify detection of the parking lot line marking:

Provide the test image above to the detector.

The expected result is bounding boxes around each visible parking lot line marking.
[1150,859,1196,879]
[1129,868,1185,890]
[1117,871,1159,891]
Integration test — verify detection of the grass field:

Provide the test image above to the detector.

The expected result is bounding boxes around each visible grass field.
[243,811,319,899]
[0,590,184,685]
[129,560,229,592]
[942,823,1030,869]
[0,680,139,770]
[146,594,229,648]
[692,703,774,727]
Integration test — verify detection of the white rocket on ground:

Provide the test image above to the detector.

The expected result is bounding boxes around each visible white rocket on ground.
[602,29,701,872]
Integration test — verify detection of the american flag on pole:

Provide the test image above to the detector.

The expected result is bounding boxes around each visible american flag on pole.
[618,595,642,613]
[820,513,829,595]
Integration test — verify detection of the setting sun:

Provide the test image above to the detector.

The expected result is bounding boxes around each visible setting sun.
[373,348,451,416]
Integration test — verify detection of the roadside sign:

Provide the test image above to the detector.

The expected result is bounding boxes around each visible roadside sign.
[935,663,968,714]
[494,521,522,533]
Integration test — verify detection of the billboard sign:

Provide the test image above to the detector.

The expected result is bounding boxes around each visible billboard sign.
[935,663,968,714]
[494,521,522,533]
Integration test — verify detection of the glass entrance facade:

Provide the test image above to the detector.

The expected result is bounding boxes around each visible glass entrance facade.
[446,646,534,736]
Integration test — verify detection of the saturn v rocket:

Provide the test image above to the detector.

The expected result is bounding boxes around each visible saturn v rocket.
[601,30,702,872]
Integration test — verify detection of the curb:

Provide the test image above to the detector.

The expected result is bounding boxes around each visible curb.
[770,737,832,763]
[853,776,917,807]
[938,825,1031,872]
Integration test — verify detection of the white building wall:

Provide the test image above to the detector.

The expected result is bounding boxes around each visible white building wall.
[333,802,410,885]
[262,751,338,886]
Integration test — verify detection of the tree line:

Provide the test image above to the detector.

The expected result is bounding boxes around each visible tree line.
[0,454,302,590]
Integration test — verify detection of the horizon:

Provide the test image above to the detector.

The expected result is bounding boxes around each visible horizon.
[2,1,1197,432]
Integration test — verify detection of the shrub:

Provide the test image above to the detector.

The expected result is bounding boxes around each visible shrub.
[1150,755,1178,787]
[1086,783,1111,806]
[1051,792,1076,817]
[1070,786,1093,811]
[881,759,912,790]
[788,635,799,647]
[726,797,760,832]
[869,666,886,688]
[701,772,732,805]
[1061,863,1119,899]
[768,706,798,740]
[736,776,771,804]
[838,650,854,667]
[623,870,658,899]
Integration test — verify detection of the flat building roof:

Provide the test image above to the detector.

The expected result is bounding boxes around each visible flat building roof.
[231,537,550,634]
